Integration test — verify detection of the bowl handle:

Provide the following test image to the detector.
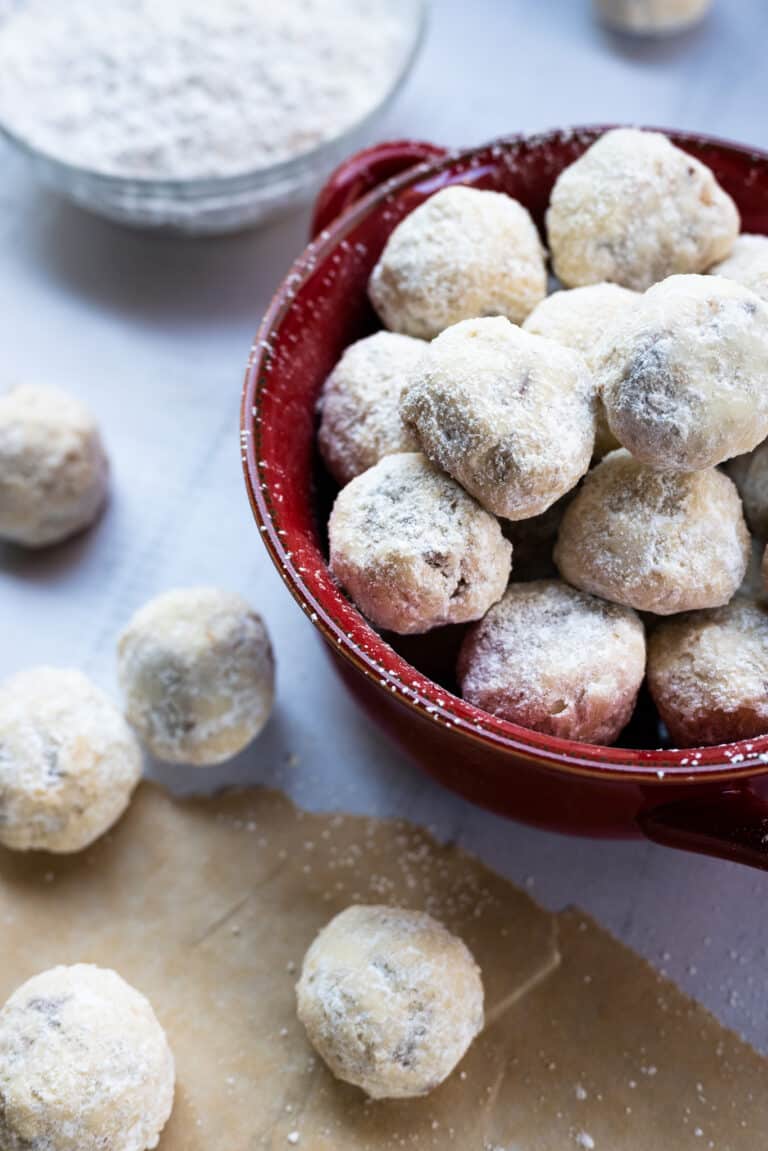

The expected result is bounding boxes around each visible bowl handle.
[311,140,447,238]
[638,786,768,870]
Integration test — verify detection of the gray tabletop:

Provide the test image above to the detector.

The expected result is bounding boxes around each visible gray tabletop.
[1,0,766,1051]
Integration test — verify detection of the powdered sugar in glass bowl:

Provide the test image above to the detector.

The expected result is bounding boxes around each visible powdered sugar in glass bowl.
[0,0,427,235]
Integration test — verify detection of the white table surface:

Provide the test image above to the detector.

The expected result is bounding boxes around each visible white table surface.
[1,0,767,1052]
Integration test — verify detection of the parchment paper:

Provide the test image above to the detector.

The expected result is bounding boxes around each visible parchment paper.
[0,784,765,1149]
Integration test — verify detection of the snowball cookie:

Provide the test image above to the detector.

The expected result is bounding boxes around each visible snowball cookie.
[710,234,768,302]
[458,580,645,744]
[0,668,141,853]
[523,283,639,457]
[554,450,749,614]
[296,905,484,1099]
[0,383,109,547]
[0,964,174,1151]
[648,597,768,746]
[595,0,712,33]
[546,129,739,291]
[599,274,768,471]
[117,587,275,766]
[368,185,546,340]
[401,316,596,520]
[328,452,511,634]
[317,331,423,485]
[725,440,768,539]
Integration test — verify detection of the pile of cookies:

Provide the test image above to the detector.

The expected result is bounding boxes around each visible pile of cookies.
[0,388,487,1146]
[321,128,768,749]
[0,390,278,1148]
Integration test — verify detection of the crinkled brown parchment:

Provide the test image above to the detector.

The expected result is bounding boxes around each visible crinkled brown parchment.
[0,784,765,1149]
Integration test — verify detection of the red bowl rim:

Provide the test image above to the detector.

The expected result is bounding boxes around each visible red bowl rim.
[242,123,768,787]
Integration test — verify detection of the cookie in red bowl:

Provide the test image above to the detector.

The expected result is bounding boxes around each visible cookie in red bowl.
[242,126,768,869]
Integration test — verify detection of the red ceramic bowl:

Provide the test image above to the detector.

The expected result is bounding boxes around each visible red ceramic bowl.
[242,126,768,870]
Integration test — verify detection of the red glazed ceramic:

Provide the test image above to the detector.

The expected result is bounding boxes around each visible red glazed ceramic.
[242,126,768,870]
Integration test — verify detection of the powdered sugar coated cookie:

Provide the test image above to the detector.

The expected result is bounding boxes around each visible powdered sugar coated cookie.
[0,667,141,853]
[523,283,639,457]
[710,233,768,302]
[554,450,749,614]
[369,186,546,340]
[117,587,275,766]
[328,452,511,634]
[401,316,596,520]
[296,905,483,1099]
[317,331,423,485]
[599,274,768,471]
[648,597,768,746]
[0,384,108,547]
[546,129,738,291]
[0,964,174,1151]
[459,580,645,745]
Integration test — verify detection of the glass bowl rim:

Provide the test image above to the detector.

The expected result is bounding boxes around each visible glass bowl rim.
[0,0,428,200]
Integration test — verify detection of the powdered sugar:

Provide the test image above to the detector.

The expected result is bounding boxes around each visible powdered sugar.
[0,0,412,180]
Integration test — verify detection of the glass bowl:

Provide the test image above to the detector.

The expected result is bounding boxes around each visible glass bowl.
[0,0,427,235]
